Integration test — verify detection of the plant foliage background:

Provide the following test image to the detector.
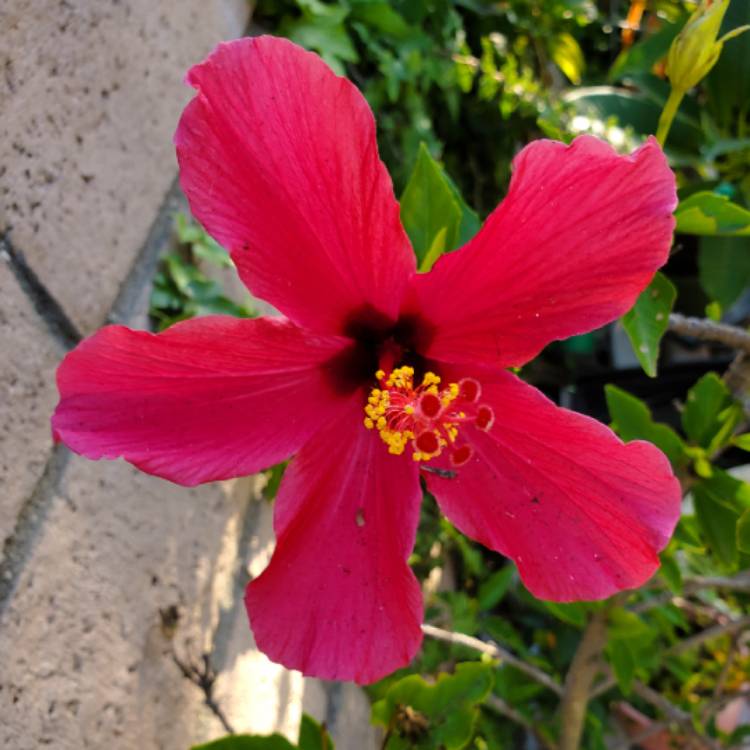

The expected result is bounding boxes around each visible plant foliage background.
[149,1,750,748]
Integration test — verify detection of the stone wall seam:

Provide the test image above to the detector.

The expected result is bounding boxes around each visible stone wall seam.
[0,444,70,617]
[106,176,186,328]
[1,233,82,350]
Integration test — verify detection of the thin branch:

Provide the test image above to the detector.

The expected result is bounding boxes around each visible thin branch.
[632,571,750,615]
[685,573,750,593]
[171,649,235,735]
[421,624,563,696]
[712,633,740,702]
[668,313,750,353]
[485,694,558,750]
[724,352,750,412]
[630,681,723,750]
[591,613,750,702]
[612,721,668,750]
[666,614,750,656]
[559,607,611,750]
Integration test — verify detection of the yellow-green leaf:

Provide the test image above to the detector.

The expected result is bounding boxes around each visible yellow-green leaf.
[675,192,750,236]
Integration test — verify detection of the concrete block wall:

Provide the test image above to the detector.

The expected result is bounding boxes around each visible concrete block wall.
[0,2,377,748]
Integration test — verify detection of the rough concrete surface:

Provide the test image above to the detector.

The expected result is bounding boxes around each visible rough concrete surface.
[0,260,65,555]
[0,0,249,335]
[0,458,246,749]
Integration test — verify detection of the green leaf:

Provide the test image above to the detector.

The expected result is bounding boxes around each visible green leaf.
[264,461,288,501]
[550,32,585,85]
[605,385,688,467]
[698,234,750,309]
[477,566,515,611]
[280,1,358,75]
[298,714,333,750]
[682,372,742,451]
[693,478,742,567]
[348,1,413,38]
[400,143,462,267]
[675,192,750,236]
[622,272,676,377]
[191,715,332,750]
[607,608,652,641]
[542,601,589,628]
[732,433,750,451]
[481,616,527,655]
[659,552,683,594]
[419,226,449,273]
[441,170,481,247]
[192,237,233,268]
[705,0,750,127]
[738,508,750,554]
[372,663,494,750]
[192,735,296,750]
[606,641,637,694]
[691,468,750,567]
[705,300,723,320]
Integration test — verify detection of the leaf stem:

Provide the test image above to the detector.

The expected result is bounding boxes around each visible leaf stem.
[655,88,684,147]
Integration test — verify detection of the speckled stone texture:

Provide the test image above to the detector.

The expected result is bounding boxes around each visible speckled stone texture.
[0,261,64,557]
[0,0,248,335]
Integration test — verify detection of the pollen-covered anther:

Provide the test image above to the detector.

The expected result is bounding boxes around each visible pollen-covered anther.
[450,444,473,467]
[458,378,481,403]
[475,405,495,432]
[363,366,494,462]
[418,392,442,419]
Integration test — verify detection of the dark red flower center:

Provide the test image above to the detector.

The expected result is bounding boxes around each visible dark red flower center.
[323,305,435,394]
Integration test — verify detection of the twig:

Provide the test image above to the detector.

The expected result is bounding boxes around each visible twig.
[632,571,750,615]
[485,694,558,750]
[593,614,750,701]
[668,313,750,354]
[713,633,740,702]
[666,614,750,656]
[559,607,612,750]
[630,681,723,750]
[591,613,750,702]
[724,353,750,413]
[421,623,563,696]
[684,573,750,593]
[171,649,235,735]
[612,721,668,750]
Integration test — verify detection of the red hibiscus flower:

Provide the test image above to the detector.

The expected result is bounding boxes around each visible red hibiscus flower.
[52,36,681,684]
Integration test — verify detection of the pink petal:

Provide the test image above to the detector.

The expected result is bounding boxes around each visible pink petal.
[246,406,423,683]
[175,36,415,335]
[52,316,354,486]
[424,371,681,601]
[411,136,677,369]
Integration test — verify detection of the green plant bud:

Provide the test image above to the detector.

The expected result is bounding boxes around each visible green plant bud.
[666,0,749,93]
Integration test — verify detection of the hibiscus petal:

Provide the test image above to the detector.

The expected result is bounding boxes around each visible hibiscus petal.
[412,136,677,368]
[52,316,353,486]
[246,405,423,683]
[424,371,681,601]
[175,36,414,334]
